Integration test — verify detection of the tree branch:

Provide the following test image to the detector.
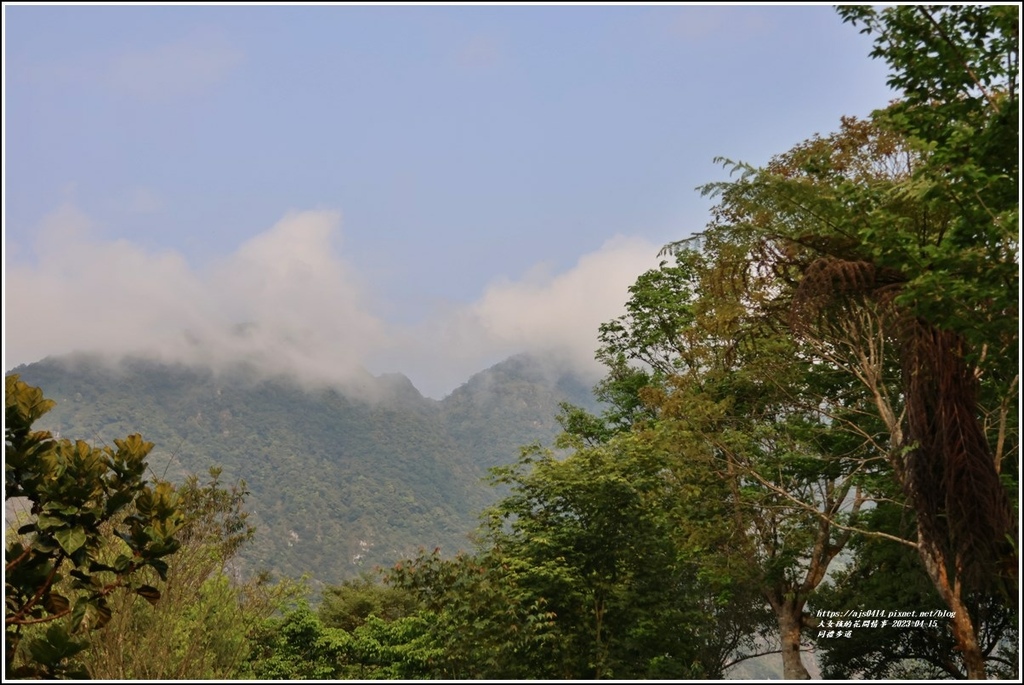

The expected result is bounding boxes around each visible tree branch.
[724,647,783,671]
[917,7,1002,113]
[5,544,33,573]
[723,453,919,550]
[7,552,65,625]
[10,607,72,626]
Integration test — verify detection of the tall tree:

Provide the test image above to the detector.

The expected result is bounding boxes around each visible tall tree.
[483,433,767,679]
[384,547,561,679]
[593,248,875,679]
[833,3,1018,589]
[672,6,1019,676]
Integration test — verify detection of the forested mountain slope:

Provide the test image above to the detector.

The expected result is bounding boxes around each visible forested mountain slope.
[8,353,597,584]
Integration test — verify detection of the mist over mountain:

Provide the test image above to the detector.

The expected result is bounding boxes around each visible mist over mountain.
[6,208,660,401]
[7,351,598,584]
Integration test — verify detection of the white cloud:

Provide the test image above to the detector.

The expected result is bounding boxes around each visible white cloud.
[104,29,243,100]
[110,29,241,100]
[473,235,659,367]
[6,204,207,363]
[14,28,243,101]
[5,206,661,399]
[5,207,384,389]
[201,210,390,384]
[370,235,662,398]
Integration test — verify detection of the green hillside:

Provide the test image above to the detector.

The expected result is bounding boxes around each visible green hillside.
[7,353,598,585]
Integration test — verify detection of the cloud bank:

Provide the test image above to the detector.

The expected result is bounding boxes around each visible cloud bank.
[5,206,661,399]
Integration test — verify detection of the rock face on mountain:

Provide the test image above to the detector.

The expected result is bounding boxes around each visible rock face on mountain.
[7,353,598,584]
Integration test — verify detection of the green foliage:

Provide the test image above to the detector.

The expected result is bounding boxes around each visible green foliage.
[247,597,441,680]
[583,237,878,677]
[384,548,563,679]
[342,611,440,679]
[316,526,733,681]
[81,469,300,679]
[597,253,703,377]
[479,434,767,679]
[318,571,419,633]
[245,603,350,679]
[5,375,184,679]
[644,6,1019,677]
[10,353,595,584]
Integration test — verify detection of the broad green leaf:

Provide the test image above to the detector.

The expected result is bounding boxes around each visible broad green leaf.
[69,600,87,633]
[54,527,87,555]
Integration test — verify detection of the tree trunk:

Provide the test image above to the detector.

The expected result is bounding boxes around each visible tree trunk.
[592,591,607,679]
[776,599,811,680]
[917,536,988,679]
[950,608,987,680]
[901,323,1014,590]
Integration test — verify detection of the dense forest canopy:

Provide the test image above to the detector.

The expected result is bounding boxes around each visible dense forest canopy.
[5,5,1018,680]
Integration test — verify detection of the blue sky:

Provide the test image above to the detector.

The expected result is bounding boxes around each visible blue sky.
[3,3,896,398]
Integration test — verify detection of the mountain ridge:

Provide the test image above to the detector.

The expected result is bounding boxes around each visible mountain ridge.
[6,351,598,584]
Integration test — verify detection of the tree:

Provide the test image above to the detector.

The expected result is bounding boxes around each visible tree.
[482,434,768,679]
[384,547,562,679]
[811,500,1019,680]
[349,429,766,680]
[244,602,350,679]
[831,6,1019,607]
[5,375,184,678]
[81,469,298,679]
[318,571,419,634]
[590,247,874,679]
[683,8,1020,662]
